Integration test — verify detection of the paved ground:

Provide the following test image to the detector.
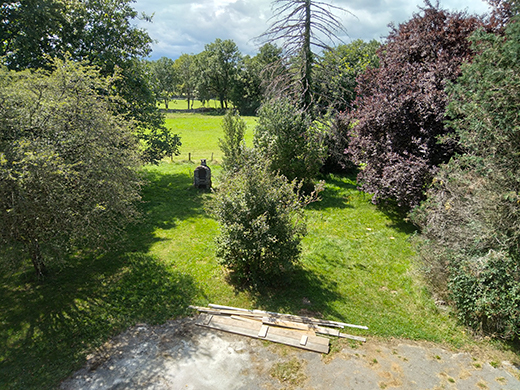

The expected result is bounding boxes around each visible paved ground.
[60,318,520,390]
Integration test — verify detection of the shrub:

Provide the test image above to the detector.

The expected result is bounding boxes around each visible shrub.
[413,6,520,339]
[208,156,318,287]
[254,97,325,188]
[218,110,246,173]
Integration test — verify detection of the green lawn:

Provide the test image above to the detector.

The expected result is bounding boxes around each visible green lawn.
[0,111,511,389]
[164,112,256,163]
[158,98,230,110]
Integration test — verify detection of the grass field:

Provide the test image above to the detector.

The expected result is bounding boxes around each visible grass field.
[0,111,516,389]
[164,112,256,163]
[158,98,228,110]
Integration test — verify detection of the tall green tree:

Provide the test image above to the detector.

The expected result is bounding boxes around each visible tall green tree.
[0,0,178,164]
[0,59,143,277]
[254,97,325,188]
[229,43,285,115]
[197,39,242,109]
[413,3,520,339]
[174,54,197,109]
[148,57,177,109]
[314,39,380,113]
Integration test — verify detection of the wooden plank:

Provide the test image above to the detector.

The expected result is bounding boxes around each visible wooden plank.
[206,304,340,328]
[197,304,368,338]
[230,315,263,323]
[197,314,329,354]
[262,317,313,331]
[208,304,253,313]
[258,325,269,338]
[314,326,341,337]
[203,304,368,330]
[338,333,367,342]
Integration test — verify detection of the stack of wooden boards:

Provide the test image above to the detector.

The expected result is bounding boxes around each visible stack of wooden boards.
[190,304,368,354]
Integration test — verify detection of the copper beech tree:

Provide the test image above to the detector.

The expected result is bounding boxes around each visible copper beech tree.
[344,2,486,210]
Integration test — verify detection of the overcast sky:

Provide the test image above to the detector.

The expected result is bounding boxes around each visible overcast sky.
[132,0,492,60]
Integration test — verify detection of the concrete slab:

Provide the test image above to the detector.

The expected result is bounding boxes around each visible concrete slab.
[60,318,520,390]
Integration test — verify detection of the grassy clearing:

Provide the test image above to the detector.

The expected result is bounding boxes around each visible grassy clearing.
[164,112,256,163]
[0,111,515,389]
[158,98,229,110]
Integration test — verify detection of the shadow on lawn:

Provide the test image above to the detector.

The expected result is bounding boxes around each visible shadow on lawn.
[229,264,346,327]
[376,199,417,235]
[307,173,358,211]
[0,169,204,390]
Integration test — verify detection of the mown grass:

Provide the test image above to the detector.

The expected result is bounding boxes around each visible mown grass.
[158,98,229,110]
[0,111,509,389]
[164,112,256,163]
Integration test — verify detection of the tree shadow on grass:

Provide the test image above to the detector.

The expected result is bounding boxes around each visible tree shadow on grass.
[122,167,209,252]
[375,199,418,235]
[0,251,200,390]
[230,264,347,327]
[307,173,358,211]
[0,167,206,389]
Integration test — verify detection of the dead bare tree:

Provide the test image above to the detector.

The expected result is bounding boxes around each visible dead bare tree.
[257,0,353,112]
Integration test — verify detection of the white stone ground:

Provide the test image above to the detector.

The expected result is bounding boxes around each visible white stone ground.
[60,318,520,390]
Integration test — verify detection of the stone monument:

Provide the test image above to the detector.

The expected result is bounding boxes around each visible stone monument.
[194,159,211,189]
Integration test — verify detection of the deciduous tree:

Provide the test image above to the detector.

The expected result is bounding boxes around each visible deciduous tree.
[0,59,143,277]
[346,2,484,210]
[174,54,197,109]
[412,3,520,338]
[254,97,325,188]
[196,39,242,109]
[148,57,177,109]
[0,0,178,164]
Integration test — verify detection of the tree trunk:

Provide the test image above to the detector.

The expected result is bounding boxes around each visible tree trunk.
[29,239,47,278]
[302,0,313,112]
[164,99,169,110]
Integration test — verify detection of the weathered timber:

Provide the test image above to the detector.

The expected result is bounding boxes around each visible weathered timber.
[207,303,368,330]
[196,313,330,354]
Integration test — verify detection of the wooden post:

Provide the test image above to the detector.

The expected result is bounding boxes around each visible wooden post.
[188,152,191,162]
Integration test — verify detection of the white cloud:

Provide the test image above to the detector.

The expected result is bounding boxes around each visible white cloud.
[132,0,492,60]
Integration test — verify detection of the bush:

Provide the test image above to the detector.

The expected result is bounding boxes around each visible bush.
[218,110,246,173]
[254,98,325,188]
[208,156,318,287]
[413,7,520,339]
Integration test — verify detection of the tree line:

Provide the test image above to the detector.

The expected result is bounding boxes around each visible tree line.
[145,38,380,116]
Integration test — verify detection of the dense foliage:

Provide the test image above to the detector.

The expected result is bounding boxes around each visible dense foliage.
[219,110,247,173]
[209,156,312,287]
[413,5,520,339]
[314,39,380,113]
[345,3,484,210]
[0,59,143,277]
[254,98,325,187]
[1,0,178,164]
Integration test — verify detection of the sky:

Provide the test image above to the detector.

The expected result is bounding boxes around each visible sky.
[131,0,492,61]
